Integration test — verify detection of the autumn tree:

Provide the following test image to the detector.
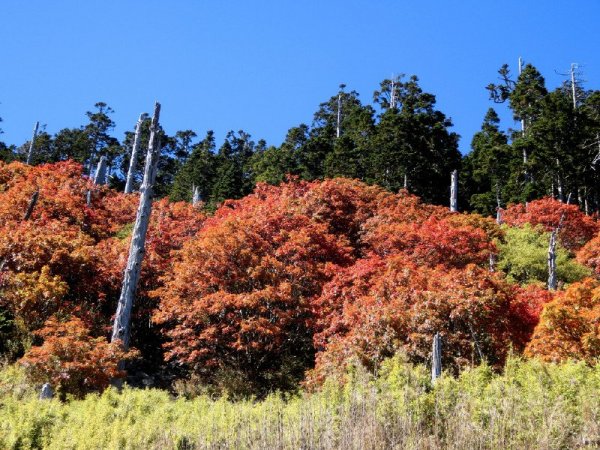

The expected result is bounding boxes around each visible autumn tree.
[526,278,600,364]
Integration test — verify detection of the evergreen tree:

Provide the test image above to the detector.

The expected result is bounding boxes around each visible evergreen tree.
[370,75,461,204]
[170,131,217,203]
[462,108,512,215]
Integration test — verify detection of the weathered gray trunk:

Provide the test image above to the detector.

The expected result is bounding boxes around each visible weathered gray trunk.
[403,173,408,190]
[93,156,108,185]
[39,383,53,400]
[547,230,558,290]
[431,333,442,384]
[111,103,162,351]
[124,113,147,194]
[23,190,39,221]
[86,156,108,206]
[450,170,458,212]
[192,184,202,206]
[26,122,40,165]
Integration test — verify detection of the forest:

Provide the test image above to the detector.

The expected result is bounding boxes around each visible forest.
[1,62,600,448]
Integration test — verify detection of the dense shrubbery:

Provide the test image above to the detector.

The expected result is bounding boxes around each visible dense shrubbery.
[0,161,599,399]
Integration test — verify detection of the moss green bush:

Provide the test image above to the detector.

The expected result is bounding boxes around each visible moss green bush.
[0,356,599,449]
[497,224,590,285]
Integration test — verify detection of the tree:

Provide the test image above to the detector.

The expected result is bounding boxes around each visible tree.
[170,131,217,203]
[153,181,353,396]
[496,224,589,286]
[20,316,135,397]
[370,75,461,203]
[462,108,512,215]
[526,278,600,364]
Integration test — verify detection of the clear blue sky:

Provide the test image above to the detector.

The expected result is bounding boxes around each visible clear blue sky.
[1,1,599,154]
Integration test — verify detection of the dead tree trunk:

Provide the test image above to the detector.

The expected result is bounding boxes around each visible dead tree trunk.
[192,184,201,206]
[431,332,442,384]
[86,156,108,206]
[450,170,458,212]
[111,103,161,351]
[124,113,147,194]
[548,193,571,290]
[23,190,39,221]
[93,156,108,185]
[547,230,558,290]
[39,383,53,400]
[26,122,39,165]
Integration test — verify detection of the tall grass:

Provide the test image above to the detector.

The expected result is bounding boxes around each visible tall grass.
[1,356,599,449]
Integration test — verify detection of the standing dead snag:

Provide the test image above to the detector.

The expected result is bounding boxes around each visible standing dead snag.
[450,170,458,212]
[111,102,162,352]
[26,122,40,165]
[431,332,442,384]
[548,193,571,290]
[124,113,148,194]
[86,156,108,206]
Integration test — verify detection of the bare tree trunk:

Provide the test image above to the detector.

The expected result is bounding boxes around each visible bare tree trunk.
[403,173,408,190]
[431,333,442,384]
[124,113,147,194]
[111,103,162,352]
[571,63,578,109]
[39,383,53,400]
[23,190,39,221]
[86,156,108,206]
[548,193,571,290]
[547,229,558,290]
[450,170,458,212]
[26,122,39,165]
[93,156,108,185]
[192,184,201,206]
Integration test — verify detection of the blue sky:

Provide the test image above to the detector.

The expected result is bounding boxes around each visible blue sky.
[1,1,599,154]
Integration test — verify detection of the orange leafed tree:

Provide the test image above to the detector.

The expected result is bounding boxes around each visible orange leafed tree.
[526,278,600,364]
[20,315,136,397]
[576,234,600,277]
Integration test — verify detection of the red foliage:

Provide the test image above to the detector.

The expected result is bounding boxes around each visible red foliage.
[363,214,495,269]
[153,188,353,389]
[503,197,599,251]
[19,316,136,397]
[308,256,531,385]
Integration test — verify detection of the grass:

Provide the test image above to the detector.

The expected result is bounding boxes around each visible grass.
[0,356,599,449]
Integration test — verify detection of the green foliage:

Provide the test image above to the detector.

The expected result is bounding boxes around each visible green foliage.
[0,357,599,449]
[497,224,590,285]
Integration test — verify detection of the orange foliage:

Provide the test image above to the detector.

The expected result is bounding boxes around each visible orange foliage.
[19,316,136,396]
[503,197,598,251]
[576,234,600,277]
[526,278,600,364]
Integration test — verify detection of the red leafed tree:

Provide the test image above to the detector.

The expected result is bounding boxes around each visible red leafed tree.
[308,256,530,386]
[19,315,136,397]
[576,234,600,277]
[153,191,353,394]
[526,278,600,364]
[503,197,599,251]
[362,215,494,269]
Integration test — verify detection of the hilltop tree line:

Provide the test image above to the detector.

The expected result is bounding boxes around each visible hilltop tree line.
[1,61,599,213]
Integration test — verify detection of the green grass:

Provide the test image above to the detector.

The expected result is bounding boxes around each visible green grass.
[1,356,599,449]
